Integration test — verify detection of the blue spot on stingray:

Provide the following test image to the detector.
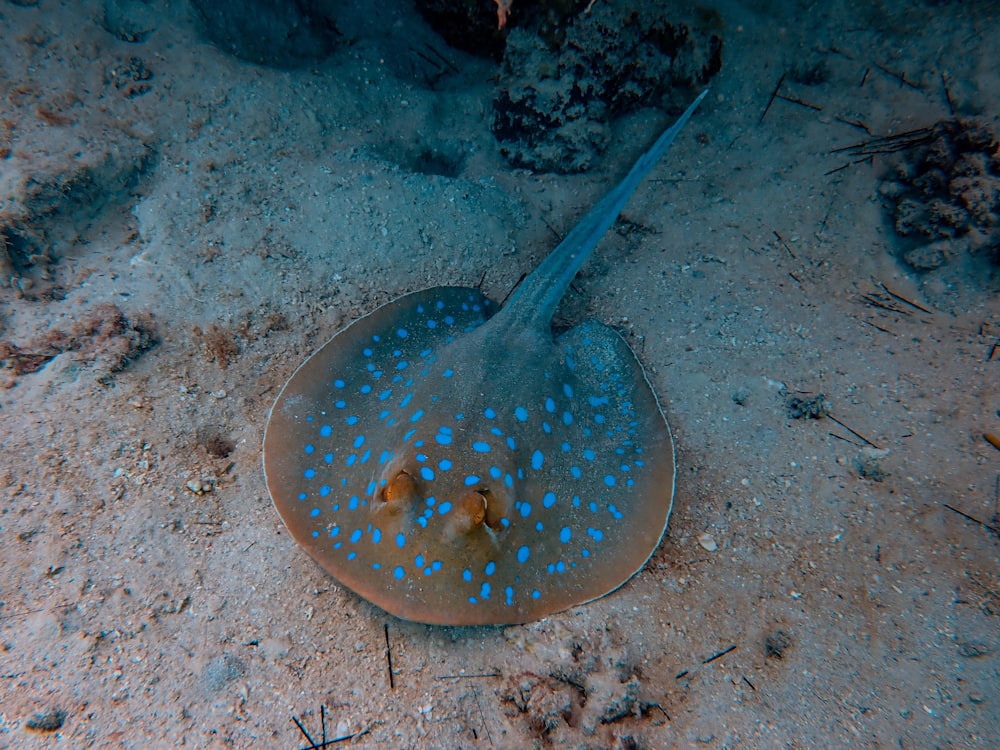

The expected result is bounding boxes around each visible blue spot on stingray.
[346,415,360,425]
[543,491,557,509]
[535,521,544,531]
[397,328,408,339]
[372,528,382,544]
[427,319,437,329]
[320,485,331,496]
[462,568,473,582]
[360,384,372,394]
[420,467,434,481]
[304,468,316,479]
[589,501,598,512]
[443,368,454,378]
[416,453,427,462]
[436,300,445,309]
[588,396,609,407]
[444,316,455,325]
[484,407,496,419]
[349,529,362,543]
[473,441,491,453]
[563,383,574,398]
[400,393,413,408]
[348,496,359,510]
[397,361,408,370]
[561,441,571,452]
[347,552,357,560]
[425,496,436,507]
[604,475,616,487]
[571,466,582,479]
[416,516,428,528]
[415,554,425,568]
[436,433,453,445]
[517,546,530,563]
[563,412,573,426]
[519,503,531,518]
[396,532,406,548]
[455,412,464,420]
[506,436,517,450]
[542,422,552,434]
[531,450,544,470]
[438,501,452,514]
[572,495,581,507]
[587,528,604,541]
[545,397,555,412]
[404,428,417,442]
[363,348,373,357]
[583,449,596,461]
[485,561,496,576]
[353,435,365,449]
[310,508,320,517]
[464,475,480,486]
[334,379,345,388]
[480,582,491,599]
[393,566,405,580]
[439,459,452,471]
[515,406,528,421]
[329,526,340,538]
[532,589,541,599]
[581,549,590,558]
[504,473,514,488]
[489,466,502,479]
[304,444,315,455]
[432,560,442,572]
[560,526,572,543]
[379,390,392,401]
[320,425,332,437]
[346,455,357,467]
[505,586,514,605]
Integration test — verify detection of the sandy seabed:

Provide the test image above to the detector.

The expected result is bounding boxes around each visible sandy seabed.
[1,1,998,747]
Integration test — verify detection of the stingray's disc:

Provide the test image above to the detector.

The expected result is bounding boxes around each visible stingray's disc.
[264,286,675,625]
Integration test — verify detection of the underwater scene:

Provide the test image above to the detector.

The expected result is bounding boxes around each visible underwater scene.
[1,0,997,747]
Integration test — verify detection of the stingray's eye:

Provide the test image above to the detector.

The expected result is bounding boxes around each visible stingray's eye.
[480,488,509,530]
[444,490,488,539]
[382,471,417,510]
[460,490,488,527]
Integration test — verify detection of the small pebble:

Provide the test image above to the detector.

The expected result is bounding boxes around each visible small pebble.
[697,532,717,552]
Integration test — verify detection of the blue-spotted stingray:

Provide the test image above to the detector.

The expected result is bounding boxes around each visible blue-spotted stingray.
[264,91,707,625]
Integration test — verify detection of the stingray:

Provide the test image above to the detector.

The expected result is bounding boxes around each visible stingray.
[263,91,707,626]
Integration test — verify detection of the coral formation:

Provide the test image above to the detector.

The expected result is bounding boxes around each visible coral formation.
[881,118,1000,275]
[492,2,721,172]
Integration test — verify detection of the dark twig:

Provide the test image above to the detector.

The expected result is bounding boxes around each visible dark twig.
[940,71,955,116]
[827,414,881,449]
[874,62,920,90]
[384,624,395,690]
[472,687,494,746]
[742,675,757,691]
[775,93,822,112]
[943,503,1000,539]
[773,230,796,259]
[759,73,786,124]
[703,644,737,665]
[879,281,933,314]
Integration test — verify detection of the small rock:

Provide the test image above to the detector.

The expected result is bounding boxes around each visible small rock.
[697,532,717,552]
[26,708,66,732]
